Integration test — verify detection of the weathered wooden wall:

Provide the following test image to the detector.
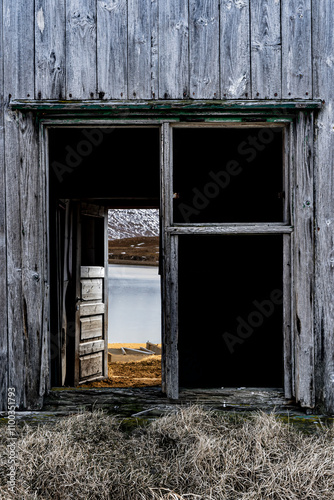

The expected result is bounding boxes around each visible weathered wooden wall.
[312,0,334,414]
[2,0,316,103]
[0,0,333,413]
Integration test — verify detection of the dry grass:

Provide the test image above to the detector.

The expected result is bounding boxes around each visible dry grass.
[0,406,333,499]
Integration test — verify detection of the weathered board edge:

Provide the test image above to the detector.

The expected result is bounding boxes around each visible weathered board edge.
[0,0,8,412]
[9,99,323,111]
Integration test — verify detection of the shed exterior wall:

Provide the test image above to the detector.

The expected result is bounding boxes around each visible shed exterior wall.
[0,0,333,413]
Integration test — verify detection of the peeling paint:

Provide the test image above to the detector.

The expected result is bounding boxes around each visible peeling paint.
[37,7,45,34]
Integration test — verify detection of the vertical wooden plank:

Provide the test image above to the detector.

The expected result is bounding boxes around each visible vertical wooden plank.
[39,122,50,399]
[66,0,97,99]
[103,208,109,379]
[289,120,296,398]
[97,0,127,99]
[283,235,292,399]
[161,123,178,399]
[35,0,66,99]
[160,125,166,394]
[3,0,35,99]
[3,0,35,409]
[150,0,159,99]
[220,0,251,99]
[312,0,334,414]
[282,0,312,99]
[128,0,157,99]
[250,0,281,99]
[159,0,189,99]
[165,235,179,399]
[19,112,48,408]
[283,125,292,399]
[189,0,219,99]
[293,111,315,408]
[0,0,8,411]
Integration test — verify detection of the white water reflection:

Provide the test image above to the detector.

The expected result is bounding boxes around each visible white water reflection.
[108,264,161,344]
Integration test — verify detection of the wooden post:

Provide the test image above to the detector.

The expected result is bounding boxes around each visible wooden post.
[161,123,179,399]
[293,111,315,408]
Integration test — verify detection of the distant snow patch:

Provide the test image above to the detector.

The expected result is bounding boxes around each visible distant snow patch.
[108,209,159,240]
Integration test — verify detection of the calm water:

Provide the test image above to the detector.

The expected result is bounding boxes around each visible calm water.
[108,264,161,344]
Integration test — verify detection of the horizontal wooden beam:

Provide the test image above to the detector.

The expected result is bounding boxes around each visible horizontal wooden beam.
[9,99,323,114]
[167,225,294,235]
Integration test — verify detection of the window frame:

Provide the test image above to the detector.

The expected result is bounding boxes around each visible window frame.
[34,105,316,407]
[161,117,314,404]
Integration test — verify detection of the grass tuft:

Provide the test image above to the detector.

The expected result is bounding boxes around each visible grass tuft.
[1,406,333,499]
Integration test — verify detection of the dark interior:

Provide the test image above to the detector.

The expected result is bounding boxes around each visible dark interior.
[49,127,160,386]
[49,126,284,390]
[173,127,284,223]
[49,127,160,205]
[178,234,284,388]
[81,215,104,266]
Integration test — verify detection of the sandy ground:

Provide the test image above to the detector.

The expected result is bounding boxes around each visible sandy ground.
[81,343,162,388]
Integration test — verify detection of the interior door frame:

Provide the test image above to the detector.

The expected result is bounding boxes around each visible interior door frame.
[41,109,315,407]
[73,202,109,386]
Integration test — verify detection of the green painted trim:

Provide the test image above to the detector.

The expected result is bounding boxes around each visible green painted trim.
[10,98,323,114]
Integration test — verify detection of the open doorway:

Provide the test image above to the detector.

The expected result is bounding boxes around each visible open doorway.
[48,126,161,389]
[106,208,162,388]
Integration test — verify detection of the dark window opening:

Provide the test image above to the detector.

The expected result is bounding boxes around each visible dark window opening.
[178,235,284,388]
[173,127,284,223]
